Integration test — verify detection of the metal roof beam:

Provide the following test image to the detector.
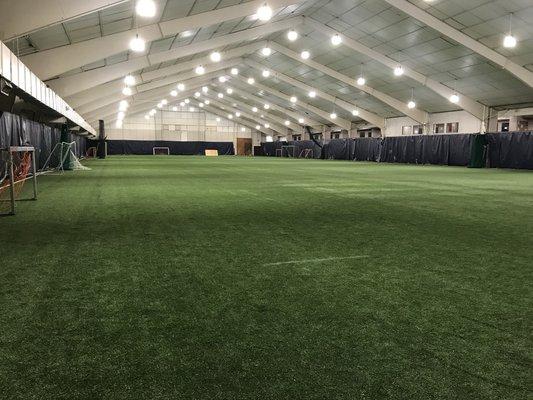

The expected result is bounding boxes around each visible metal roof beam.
[303,16,486,120]
[270,42,429,124]
[244,58,385,128]
[383,0,533,88]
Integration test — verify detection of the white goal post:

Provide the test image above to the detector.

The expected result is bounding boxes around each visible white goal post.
[153,147,170,155]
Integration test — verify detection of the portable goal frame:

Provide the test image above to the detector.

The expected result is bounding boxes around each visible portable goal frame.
[0,146,37,216]
[153,147,170,155]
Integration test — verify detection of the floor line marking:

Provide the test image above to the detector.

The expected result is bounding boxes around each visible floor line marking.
[263,256,369,266]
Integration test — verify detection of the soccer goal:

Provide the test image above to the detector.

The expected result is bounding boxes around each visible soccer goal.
[153,147,170,155]
[281,145,297,158]
[0,146,37,216]
[41,141,91,173]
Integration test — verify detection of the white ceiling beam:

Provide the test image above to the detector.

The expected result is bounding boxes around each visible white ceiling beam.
[148,16,303,65]
[224,83,321,127]
[234,73,351,129]
[21,5,303,81]
[204,96,287,135]
[198,102,274,136]
[84,75,216,120]
[65,77,138,109]
[137,58,241,93]
[204,86,301,134]
[244,58,385,128]
[44,16,298,97]
[48,56,150,97]
[303,17,486,120]
[22,24,161,81]
[141,41,264,82]
[383,0,533,88]
[67,46,258,108]
[77,91,131,116]
[96,89,198,123]
[159,0,304,37]
[79,63,233,116]
[270,42,429,124]
[0,0,128,40]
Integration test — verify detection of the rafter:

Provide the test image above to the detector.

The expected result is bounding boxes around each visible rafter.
[22,11,302,81]
[303,17,486,120]
[0,0,128,40]
[383,0,533,87]
[233,74,351,129]
[244,58,385,128]
[269,42,429,124]
[203,87,299,134]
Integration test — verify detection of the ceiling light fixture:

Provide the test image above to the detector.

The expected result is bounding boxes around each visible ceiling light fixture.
[287,30,298,41]
[122,87,133,96]
[129,34,146,52]
[300,50,310,60]
[407,88,416,109]
[261,47,272,56]
[503,14,517,48]
[449,93,460,104]
[247,77,255,85]
[357,63,366,86]
[177,83,185,91]
[226,88,233,94]
[284,120,290,126]
[298,118,304,124]
[394,65,404,77]
[136,0,156,18]
[290,96,297,103]
[330,112,337,119]
[219,76,227,83]
[256,3,273,21]
[202,86,209,93]
[195,65,205,75]
[262,70,270,78]
[172,106,178,111]
[124,75,136,86]
[231,68,239,75]
[331,33,342,46]
[308,91,316,98]
[210,51,222,62]
[170,90,178,97]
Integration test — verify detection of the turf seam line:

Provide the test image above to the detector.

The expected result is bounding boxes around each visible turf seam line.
[263,256,369,266]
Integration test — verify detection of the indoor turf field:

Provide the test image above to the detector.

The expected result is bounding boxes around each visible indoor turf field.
[1,156,532,399]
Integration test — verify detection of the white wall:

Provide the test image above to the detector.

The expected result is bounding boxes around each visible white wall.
[384,110,484,136]
[106,107,262,148]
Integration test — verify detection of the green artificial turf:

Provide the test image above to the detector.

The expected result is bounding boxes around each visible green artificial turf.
[1,156,532,399]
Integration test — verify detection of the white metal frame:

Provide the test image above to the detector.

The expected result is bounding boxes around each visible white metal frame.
[153,147,170,156]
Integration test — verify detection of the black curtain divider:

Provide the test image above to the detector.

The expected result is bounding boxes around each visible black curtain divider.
[322,139,355,160]
[353,138,382,162]
[260,140,322,158]
[0,111,86,170]
[105,139,235,156]
[485,131,533,170]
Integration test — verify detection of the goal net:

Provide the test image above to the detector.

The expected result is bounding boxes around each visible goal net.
[42,141,91,172]
[0,147,37,216]
[153,147,170,155]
